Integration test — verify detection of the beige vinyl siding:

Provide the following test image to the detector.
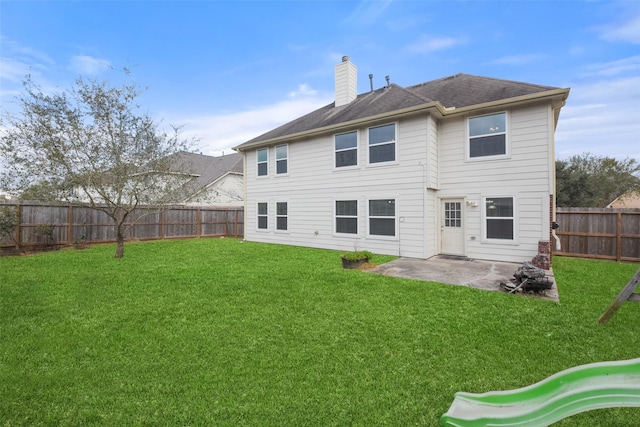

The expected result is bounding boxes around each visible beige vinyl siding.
[244,115,433,258]
[425,189,438,258]
[437,103,553,262]
[424,116,439,258]
[427,115,439,190]
[244,101,555,263]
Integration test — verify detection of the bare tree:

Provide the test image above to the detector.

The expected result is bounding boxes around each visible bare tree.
[0,70,193,258]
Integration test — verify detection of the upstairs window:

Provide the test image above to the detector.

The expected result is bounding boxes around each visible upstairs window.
[257,202,268,229]
[368,123,396,164]
[369,199,396,236]
[276,202,288,230]
[276,145,288,174]
[336,200,358,234]
[335,131,358,167]
[485,197,514,240]
[469,112,506,158]
[257,148,268,176]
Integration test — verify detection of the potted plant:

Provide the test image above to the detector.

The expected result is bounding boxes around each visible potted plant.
[340,250,374,269]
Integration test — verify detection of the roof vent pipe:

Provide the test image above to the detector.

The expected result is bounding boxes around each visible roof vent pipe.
[369,74,373,92]
[385,75,390,88]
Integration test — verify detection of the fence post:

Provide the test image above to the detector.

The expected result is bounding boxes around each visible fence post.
[160,209,165,240]
[616,212,622,262]
[235,208,240,237]
[16,203,22,248]
[67,205,74,245]
[196,208,201,237]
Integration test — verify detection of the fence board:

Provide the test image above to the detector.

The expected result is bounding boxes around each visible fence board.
[0,201,244,254]
[556,208,640,262]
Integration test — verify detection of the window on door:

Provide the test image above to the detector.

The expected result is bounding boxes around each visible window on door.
[444,202,462,227]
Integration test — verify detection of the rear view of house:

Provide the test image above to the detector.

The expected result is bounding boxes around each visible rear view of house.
[234,57,569,263]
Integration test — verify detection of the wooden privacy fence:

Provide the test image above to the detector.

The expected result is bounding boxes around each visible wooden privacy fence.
[555,207,640,263]
[0,201,244,254]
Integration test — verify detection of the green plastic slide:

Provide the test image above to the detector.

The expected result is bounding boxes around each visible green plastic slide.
[440,357,640,426]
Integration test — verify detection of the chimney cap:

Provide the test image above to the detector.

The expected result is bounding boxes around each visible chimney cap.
[342,55,349,62]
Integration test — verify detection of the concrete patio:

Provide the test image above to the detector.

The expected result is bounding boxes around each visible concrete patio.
[368,255,559,302]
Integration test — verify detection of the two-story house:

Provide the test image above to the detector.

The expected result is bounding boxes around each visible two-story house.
[234,56,569,263]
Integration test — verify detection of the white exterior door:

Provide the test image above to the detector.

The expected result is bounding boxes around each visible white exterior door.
[441,199,465,255]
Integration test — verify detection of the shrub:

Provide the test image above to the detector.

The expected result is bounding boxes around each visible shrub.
[340,250,374,261]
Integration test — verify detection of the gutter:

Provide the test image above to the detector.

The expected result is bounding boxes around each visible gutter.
[233,88,570,152]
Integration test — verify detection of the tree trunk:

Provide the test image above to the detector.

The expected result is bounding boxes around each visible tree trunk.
[114,208,127,258]
[115,232,125,258]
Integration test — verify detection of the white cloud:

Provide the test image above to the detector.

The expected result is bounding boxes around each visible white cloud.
[487,54,546,66]
[555,75,640,161]
[582,55,640,77]
[163,89,332,156]
[0,57,32,84]
[346,0,394,26]
[0,36,55,67]
[406,34,465,54]
[288,83,318,98]
[0,37,54,97]
[68,55,112,75]
[600,14,640,44]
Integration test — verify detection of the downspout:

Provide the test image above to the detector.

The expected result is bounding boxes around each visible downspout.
[552,226,561,251]
[551,100,566,252]
[241,151,248,240]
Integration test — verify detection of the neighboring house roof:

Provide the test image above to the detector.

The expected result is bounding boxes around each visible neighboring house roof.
[607,190,640,208]
[235,73,567,151]
[164,151,243,203]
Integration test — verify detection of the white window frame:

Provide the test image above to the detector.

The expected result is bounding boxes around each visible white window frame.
[257,202,268,231]
[257,148,269,177]
[467,112,509,161]
[276,201,288,232]
[367,123,397,165]
[275,144,288,175]
[334,130,359,169]
[482,196,517,243]
[367,198,397,239]
[334,199,359,236]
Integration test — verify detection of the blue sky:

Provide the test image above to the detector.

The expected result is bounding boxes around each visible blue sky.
[1,0,639,160]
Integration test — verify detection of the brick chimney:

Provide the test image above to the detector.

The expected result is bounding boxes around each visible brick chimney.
[335,56,357,107]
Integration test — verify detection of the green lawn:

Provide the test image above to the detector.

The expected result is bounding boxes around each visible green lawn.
[1,238,638,426]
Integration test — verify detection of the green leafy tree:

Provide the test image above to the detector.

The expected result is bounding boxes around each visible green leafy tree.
[0,71,192,258]
[556,153,640,207]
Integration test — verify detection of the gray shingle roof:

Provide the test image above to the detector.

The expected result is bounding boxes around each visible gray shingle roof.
[406,73,559,108]
[165,151,243,202]
[235,73,563,150]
